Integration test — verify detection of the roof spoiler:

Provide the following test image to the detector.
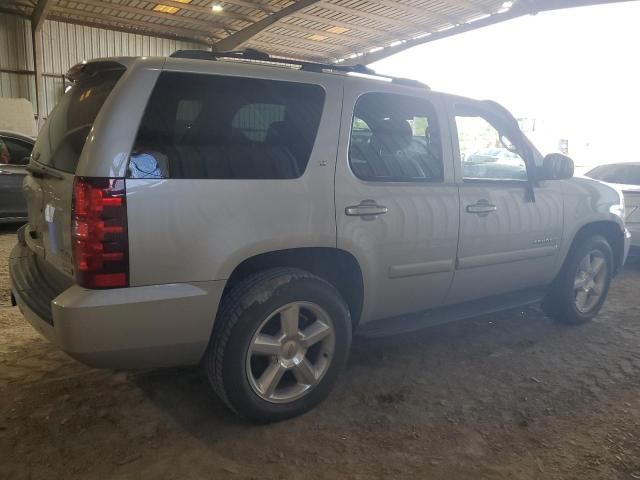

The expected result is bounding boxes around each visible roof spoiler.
[65,60,126,82]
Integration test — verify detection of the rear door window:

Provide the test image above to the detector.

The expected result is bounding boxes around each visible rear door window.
[39,67,124,173]
[348,92,444,182]
[130,72,326,179]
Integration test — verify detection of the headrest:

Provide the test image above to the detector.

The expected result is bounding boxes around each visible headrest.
[370,118,412,152]
[265,121,288,143]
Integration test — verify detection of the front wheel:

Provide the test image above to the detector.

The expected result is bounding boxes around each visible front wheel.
[205,268,352,422]
[544,234,613,325]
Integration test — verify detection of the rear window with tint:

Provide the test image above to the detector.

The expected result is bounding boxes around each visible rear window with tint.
[129,72,325,179]
[40,67,124,173]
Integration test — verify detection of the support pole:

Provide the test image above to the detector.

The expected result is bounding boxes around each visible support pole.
[31,0,55,127]
[31,29,44,128]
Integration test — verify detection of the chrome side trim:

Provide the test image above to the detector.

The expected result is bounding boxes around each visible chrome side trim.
[389,259,454,278]
[458,245,558,270]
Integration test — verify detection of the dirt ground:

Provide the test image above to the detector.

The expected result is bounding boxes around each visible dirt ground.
[1,225,640,480]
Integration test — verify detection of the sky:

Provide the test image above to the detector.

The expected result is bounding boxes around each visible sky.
[370,1,640,167]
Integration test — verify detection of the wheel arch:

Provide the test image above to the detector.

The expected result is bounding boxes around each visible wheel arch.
[566,220,626,274]
[223,248,365,329]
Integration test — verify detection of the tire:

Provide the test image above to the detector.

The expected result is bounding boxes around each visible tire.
[205,268,352,422]
[543,234,613,325]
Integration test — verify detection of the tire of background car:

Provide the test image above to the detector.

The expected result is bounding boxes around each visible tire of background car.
[543,234,613,325]
[204,267,352,422]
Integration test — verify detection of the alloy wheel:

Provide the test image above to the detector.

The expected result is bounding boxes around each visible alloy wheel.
[573,250,608,313]
[246,301,335,403]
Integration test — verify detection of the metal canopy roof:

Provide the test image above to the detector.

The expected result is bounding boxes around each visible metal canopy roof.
[0,0,630,64]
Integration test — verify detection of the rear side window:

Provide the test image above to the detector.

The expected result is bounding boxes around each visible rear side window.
[41,68,124,173]
[129,72,325,179]
[349,92,443,182]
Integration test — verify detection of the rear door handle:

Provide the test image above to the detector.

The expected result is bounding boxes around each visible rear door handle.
[466,200,497,216]
[345,200,388,218]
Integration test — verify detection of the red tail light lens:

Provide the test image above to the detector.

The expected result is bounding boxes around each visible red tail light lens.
[72,177,129,288]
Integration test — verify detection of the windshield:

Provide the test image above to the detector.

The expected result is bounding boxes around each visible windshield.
[586,164,640,185]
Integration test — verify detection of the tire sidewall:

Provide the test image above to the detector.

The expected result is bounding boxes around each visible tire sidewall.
[221,275,351,422]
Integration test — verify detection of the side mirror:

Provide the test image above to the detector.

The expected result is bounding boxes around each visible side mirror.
[541,153,574,180]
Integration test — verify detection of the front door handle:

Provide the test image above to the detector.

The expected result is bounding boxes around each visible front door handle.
[345,200,388,218]
[0,169,25,175]
[466,200,497,216]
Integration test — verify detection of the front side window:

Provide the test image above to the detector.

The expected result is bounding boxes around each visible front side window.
[1,138,32,165]
[349,92,443,182]
[0,138,8,164]
[130,73,325,179]
[456,106,527,181]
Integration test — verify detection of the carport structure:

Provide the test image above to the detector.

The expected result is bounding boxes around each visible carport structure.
[1,0,631,63]
[0,0,630,120]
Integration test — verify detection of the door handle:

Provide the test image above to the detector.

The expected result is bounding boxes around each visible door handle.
[466,200,497,216]
[0,168,26,176]
[345,200,388,218]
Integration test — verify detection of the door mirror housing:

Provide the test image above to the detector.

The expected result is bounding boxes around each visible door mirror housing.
[541,153,574,180]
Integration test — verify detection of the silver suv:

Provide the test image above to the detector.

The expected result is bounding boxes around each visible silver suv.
[9,51,631,422]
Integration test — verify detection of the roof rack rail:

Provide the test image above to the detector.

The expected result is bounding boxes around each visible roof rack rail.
[170,49,429,89]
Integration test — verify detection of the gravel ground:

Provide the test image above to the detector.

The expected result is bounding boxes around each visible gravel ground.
[1,224,640,480]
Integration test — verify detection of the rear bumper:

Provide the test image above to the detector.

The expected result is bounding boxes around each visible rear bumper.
[9,241,225,369]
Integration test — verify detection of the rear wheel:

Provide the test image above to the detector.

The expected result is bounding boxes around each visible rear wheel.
[205,268,351,422]
[544,235,613,325]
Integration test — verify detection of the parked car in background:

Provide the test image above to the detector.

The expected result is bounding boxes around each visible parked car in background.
[0,97,37,138]
[585,163,640,253]
[0,130,34,223]
[466,147,521,164]
[9,51,631,422]
[463,147,528,179]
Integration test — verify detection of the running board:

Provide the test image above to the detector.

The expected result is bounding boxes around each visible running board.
[356,287,545,338]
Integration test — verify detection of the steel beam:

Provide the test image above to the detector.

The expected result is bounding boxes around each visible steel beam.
[213,0,323,51]
[31,0,55,32]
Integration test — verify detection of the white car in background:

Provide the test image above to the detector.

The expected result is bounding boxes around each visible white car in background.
[585,163,640,254]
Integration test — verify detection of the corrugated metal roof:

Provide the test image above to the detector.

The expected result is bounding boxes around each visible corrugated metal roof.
[0,11,203,116]
[0,0,624,63]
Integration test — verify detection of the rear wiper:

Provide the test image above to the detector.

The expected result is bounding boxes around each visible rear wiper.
[26,163,64,180]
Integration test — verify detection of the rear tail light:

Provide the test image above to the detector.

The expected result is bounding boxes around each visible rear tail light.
[72,177,129,288]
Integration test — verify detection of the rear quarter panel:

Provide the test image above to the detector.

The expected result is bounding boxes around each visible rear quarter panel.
[75,57,165,178]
